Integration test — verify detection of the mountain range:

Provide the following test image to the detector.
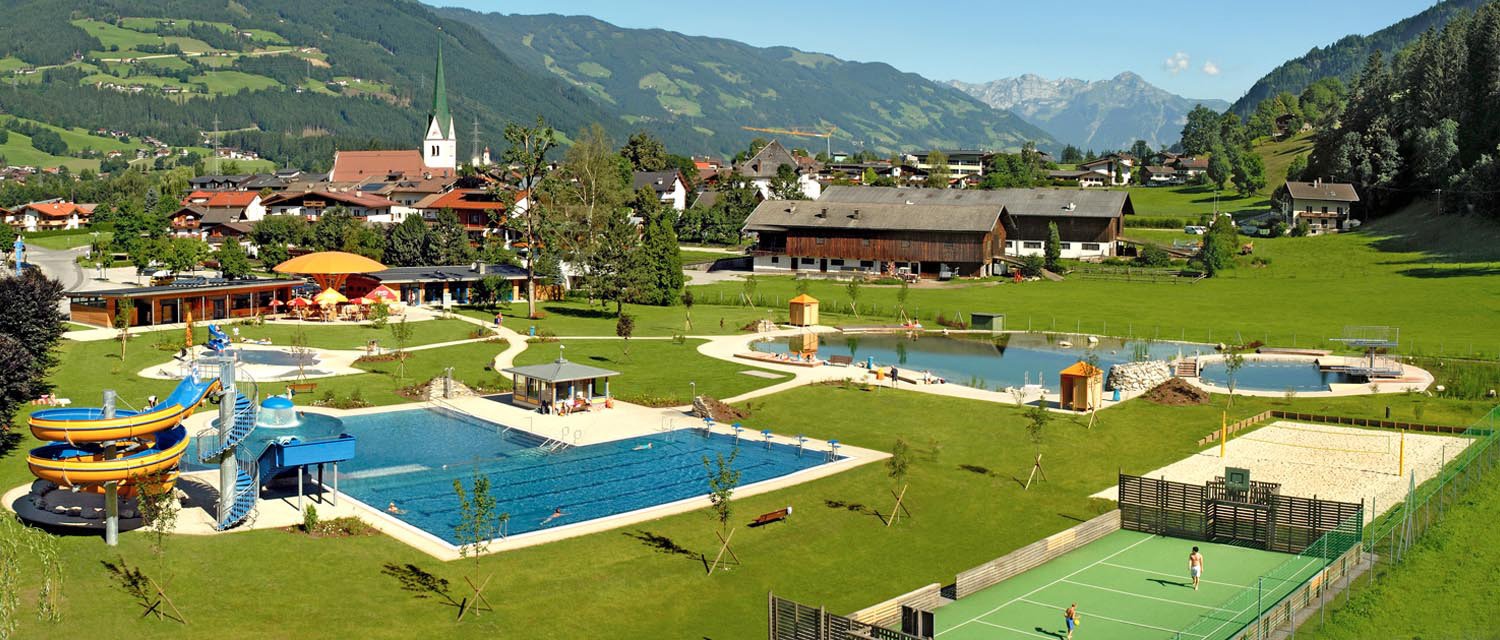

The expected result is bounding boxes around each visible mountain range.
[439,10,1056,156]
[1228,0,1487,116]
[949,73,1229,151]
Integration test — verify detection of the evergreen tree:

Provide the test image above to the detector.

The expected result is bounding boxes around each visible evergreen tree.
[1060,145,1083,164]
[1043,222,1061,272]
[430,209,475,264]
[386,214,433,267]
[631,211,684,306]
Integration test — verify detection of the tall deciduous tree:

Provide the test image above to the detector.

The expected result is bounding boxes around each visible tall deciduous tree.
[214,237,252,279]
[499,117,559,320]
[0,268,64,427]
[429,210,474,264]
[924,150,950,189]
[1181,105,1223,156]
[620,131,670,171]
[309,206,358,252]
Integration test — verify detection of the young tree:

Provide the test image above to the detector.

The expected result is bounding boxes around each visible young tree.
[163,237,208,275]
[896,278,910,316]
[501,118,559,319]
[1197,213,1237,277]
[114,298,135,360]
[214,237,251,279]
[1023,399,1051,490]
[885,437,912,527]
[703,450,742,574]
[615,312,635,357]
[681,290,694,331]
[1223,351,1246,406]
[452,473,504,621]
[1043,222,1062,272]
[389,317,414,384]
[845,277,862,316]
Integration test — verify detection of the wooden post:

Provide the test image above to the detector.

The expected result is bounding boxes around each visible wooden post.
[886,484,910,527]
[1221,411,1227,458]
[1024,453,1048,490]
[707,527,739,574]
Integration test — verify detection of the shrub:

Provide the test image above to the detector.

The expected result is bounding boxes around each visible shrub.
[1018,254,1046,277]
[1138,244,1172,267]
[302,504,319,533]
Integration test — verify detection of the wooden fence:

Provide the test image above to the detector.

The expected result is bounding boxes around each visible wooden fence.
[846,583,943,631]
[768,594,926,640]
[1118,474,1207,540]
[952,510,1121,599]
[1197,410,1477,447]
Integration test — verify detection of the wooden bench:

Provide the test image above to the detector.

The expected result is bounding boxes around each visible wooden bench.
[828,355,853,366]
[749,506,792,527]
[286,383,319,395]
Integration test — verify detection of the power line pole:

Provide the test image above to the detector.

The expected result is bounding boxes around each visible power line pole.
[471,117,481,166]
[211,114,221,174]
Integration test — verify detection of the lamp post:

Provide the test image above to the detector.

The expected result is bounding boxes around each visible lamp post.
[690,381,697,401]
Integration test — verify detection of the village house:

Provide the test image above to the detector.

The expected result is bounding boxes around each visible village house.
[736,140,823,200]
[631,170,688,212]
[904,150,989,182]
[743,185,1132,277]
[1282,179,1359,233]
[262,190,402,223]
[7,201,97,232]
[1046,170,1108,188]
[413,188,525,243]
[1078,154,1133,185]
[169,191,267,240]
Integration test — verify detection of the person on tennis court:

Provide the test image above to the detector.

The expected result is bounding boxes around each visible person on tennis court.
[1063,603,1079,639]
[1189,546,1204,590]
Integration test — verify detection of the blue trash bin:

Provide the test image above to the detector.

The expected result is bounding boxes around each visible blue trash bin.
[866,356,874,369]
[1112,388,1121,402]
[529,326,537,337]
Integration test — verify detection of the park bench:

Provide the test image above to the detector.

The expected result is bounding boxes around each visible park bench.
[286,382,319,395]
[828,355,853,366]
[749,506,792,527]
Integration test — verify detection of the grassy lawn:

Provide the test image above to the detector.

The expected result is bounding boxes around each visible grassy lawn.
[1122,183,1270,218]
[1297,446,1500,639]
[511,339,786,406]
[189,70,281,95]
[71,18,163,51]
[686,209,1500,359]
[1258,132,1315,192]
[2,378,1489,639]
[680,248,735,265]
[23,231,111,251]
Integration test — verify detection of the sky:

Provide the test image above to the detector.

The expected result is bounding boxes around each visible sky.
[436,0,1438,101]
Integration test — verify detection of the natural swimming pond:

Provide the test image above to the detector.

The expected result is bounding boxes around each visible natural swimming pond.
[753,333,1192,390]
[328,409,837,543]
[1198,359,1361,392]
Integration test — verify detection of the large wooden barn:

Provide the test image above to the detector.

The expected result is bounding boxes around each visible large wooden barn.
[744,186,1132,277]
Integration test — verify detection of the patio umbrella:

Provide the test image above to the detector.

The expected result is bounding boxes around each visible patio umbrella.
[269,298,284,307]
[349,296,375,305]
[184,308,194,349]
[314,287,348,306]
[272,251,387,291]
[367,284,399,302]
[287,297,313,308]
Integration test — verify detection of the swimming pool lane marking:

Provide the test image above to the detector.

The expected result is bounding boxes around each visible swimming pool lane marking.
[935,533,1157,636]
[1015,598,1200,636]
[1098,561,1246,588]
[1059,579,1224,610]
[1188,557,1320,640]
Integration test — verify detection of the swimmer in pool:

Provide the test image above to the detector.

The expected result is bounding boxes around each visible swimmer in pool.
[386,501,406,515]
[632,442,653,451]
[540,507,566,526]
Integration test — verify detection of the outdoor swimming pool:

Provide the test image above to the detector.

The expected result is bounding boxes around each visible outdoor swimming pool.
[1198,359,1361,392]
[329,409,837,543]
[753,333,1190,390]
[231,349,318,367]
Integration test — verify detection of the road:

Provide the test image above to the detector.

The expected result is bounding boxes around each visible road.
[24,243,89,292]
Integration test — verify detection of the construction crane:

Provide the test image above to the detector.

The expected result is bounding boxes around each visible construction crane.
[741,126,837,158]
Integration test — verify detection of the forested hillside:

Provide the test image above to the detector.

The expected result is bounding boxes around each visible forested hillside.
[0,0,612,170]
[1299,1,1500,218]
[442,10,1056,156]
[1229,0,1487,116]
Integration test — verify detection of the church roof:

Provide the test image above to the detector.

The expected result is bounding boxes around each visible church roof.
[331,150,428,182]
[430,39,452,139]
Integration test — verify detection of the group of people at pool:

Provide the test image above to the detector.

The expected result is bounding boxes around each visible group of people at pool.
[1059,546,1204,638]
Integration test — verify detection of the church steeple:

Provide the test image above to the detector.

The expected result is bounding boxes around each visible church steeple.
[423,37,456,172]
[430,38,451,139]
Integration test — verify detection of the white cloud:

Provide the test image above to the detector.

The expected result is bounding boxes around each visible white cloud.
[1202,60,1221,76]
[1164,51,1190,75]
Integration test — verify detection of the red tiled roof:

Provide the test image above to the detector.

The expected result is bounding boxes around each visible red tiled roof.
[264,190,399,210]
[181,191,259,208]
[420,188,521,211]
[20,202,96,219]
[331,150,452,182]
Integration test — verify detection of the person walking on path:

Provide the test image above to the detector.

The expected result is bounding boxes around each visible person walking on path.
[1064,603,1079,639]
[1189,546,1204,591]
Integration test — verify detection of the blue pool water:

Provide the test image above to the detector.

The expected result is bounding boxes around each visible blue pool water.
[753,333,1192,390]
[1199,360,1360,392]
[230,348,318,367]
[184,412,346,471]
[328,409,835,543]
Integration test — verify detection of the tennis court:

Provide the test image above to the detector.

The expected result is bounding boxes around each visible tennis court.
[935,530,1323,640]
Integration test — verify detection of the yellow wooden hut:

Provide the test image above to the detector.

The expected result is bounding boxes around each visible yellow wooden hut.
[1058,361,1104,411]
[788,294,820,326]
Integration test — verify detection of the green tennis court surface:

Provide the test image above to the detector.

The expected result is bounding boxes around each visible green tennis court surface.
[935,530,1323,639]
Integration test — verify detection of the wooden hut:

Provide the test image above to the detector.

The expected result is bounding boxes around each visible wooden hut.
[788,294,820,326]
[502,357,619,411]
[1058,361,1104,411]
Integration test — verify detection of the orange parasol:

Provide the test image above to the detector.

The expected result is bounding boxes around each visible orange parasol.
[287,297,313,308]
[272,251,387,291]
[184,307,194,349]
[349,296,375,305]
[313,287,348,306]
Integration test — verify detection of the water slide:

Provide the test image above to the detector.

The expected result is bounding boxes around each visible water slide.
[26,376,221,488]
